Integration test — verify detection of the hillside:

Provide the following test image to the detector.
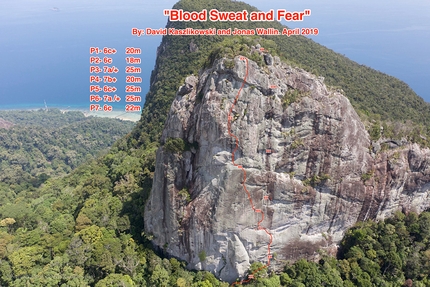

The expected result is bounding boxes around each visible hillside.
[130,0,430,151]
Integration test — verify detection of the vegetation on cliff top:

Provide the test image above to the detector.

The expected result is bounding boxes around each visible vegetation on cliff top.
[130,0,430,151]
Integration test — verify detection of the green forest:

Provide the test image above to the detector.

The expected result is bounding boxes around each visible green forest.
[0,109,135,201]
[1,0,430,286]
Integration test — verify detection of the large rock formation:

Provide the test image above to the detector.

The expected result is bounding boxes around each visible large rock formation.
[144,53,430,282]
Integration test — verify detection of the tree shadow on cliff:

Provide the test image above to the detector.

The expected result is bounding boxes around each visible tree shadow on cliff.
[120,172,153,248]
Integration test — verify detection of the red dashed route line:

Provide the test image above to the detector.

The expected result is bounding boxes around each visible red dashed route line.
[228,56,273,286]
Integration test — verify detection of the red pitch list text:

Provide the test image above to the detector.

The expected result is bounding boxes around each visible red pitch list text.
[89,47,142,113]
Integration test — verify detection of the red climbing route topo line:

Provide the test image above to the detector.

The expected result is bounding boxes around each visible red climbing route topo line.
[228,56,274,286]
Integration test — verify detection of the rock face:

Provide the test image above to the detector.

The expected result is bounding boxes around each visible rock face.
[144,54,430,282]
[0,118,14,129]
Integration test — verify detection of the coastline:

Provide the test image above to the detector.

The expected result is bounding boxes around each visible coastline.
[0,104,141,122]
[80,110,141,122]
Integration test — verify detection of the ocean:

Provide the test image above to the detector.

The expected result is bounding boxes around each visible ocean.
[0,0,165,111]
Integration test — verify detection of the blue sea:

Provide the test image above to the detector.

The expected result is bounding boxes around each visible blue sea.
[0,0,429,110]
[0,0,166,110]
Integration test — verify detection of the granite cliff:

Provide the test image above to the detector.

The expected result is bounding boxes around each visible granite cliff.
[144,50,430,282]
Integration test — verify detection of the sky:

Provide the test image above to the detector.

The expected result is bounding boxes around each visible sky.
[0,0,429,110]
